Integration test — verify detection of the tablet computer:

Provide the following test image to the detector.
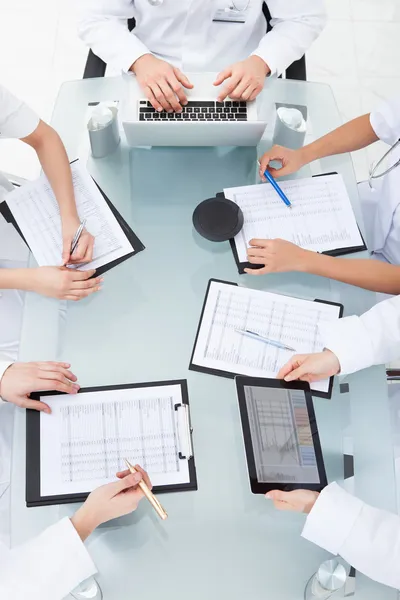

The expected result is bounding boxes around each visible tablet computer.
[236,376,327,494]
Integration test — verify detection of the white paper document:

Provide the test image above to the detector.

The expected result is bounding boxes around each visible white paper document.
[5,160,134,270]
[40,384,190,497]
[192,281,341,394]
[224,174,364,264]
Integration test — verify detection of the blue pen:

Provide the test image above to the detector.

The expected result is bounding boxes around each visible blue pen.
[235,329,296,352]
[257,160,292,208]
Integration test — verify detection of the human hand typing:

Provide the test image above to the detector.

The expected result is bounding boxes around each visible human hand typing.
[131,54,193,113]
[0,362,79,413]
[214,56,270,102]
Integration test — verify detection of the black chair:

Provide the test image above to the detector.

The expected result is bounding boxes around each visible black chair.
[83,6,306,80]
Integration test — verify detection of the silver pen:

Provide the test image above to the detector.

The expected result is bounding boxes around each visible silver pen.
[235,329,296,352]
[70,219,86,255]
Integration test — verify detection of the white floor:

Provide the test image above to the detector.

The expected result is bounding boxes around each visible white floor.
[0,0,399,179]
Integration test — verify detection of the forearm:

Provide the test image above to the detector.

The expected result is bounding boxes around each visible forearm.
[301,252,400,295]
[0,268,35,292]
[299,114,378,165]
[32,123,78,222]
[71,506,98,542]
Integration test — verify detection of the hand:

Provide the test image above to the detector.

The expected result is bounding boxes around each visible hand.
[259,145,306,180]
[62,216,95,265]
[277,350,341,383]
[71,466,152,541]
[29,266,103,301]
[245,238,310,276]
[266,489,320,514]
[214,56,270,102]
[0,362,79,413]
[131,54,193,113]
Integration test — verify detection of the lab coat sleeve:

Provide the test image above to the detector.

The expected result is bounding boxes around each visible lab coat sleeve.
[318,294,400,375]
[0,360,13,404]
[302,482,400,590]
[78,0,150,72]
[0,517,97,600]
[251,0,327,76]
[370,96,400,146]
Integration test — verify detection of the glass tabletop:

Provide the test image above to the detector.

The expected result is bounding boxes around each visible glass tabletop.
[12,76,397,600]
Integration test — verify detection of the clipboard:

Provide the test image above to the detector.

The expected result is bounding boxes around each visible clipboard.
[26,379,197,507]
[0,159,145,277]
[222,172,367,274]
[188,278,343,399]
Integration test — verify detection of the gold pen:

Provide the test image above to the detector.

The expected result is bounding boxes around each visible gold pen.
[124,458,168,521]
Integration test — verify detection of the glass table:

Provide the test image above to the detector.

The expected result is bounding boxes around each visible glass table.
[12,76,397,600]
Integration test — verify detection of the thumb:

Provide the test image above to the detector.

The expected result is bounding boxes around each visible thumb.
[113,472,142,495]
[284,363,308,382]
[266,490,285,501]
[174,68,193,89]
[214,67,231,86]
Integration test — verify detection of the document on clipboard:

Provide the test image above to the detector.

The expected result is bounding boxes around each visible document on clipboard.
[26,380,197,507]
[223,173,366,274]
[1,159,144,275]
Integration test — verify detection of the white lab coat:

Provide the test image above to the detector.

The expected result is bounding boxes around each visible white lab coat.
[78,0,326,75]
[359,96,400,264]
[300,295,400,589]
[0,517,97,600]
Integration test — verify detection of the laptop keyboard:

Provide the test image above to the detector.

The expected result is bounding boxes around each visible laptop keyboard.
[138,100,248,122]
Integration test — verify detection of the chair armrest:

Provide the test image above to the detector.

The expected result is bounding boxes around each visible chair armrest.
[83,50,107,79]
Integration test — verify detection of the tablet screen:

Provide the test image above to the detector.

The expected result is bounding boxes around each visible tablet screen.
[244,384,320,484]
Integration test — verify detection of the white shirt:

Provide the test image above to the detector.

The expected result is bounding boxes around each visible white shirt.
[301,295,400,589]
[359,96,400,264]
[0,83,39,141]
[0,518,97,600]
[0,362,97,598]
[78,0,326,75]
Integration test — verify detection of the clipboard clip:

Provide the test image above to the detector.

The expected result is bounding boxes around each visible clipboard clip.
[174,403,193,460]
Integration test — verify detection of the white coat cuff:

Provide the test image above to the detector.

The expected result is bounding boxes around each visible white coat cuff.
[318,316,375,375]
[42,517,97,593]
[302,482,364,555]
[0,360,13,404]
[120,40,152,73]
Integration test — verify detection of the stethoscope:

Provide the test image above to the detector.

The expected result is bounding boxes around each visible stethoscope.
[368,138,400,189]
[148,0,250,9]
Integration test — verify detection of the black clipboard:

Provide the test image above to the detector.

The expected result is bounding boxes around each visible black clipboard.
[235,376,328,494]
[223,172,367,274]
[188,278,343,399]
[0,159,145,278]
[26,379,197,507]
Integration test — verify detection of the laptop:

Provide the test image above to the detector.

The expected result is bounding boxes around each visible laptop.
[120,72,267,147]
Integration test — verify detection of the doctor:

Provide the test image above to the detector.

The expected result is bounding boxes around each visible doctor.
[0,359,151,600]
[78,0,326,112]
[265,294,400,590]
[249,96,400,295]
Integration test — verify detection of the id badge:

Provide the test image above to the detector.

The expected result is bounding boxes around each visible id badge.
[213,3,250,23]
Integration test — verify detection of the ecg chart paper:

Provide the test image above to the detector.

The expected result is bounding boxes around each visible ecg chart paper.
[192,281,341,395]
[5,160,134,271]
[224,174,364,264]
[40,385,190,497]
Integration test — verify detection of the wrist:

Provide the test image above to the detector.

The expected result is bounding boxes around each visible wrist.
[130,53,154,73]
[250,55,270,76]
[71,506,99,542]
